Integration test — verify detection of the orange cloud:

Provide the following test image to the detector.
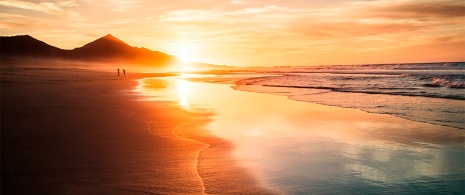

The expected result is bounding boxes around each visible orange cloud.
[1,0,464,66]
[0,0,63,13]
[355,0,465,19]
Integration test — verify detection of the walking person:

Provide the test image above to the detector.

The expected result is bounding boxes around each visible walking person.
[123,69,126,76]
[117,68,120,76]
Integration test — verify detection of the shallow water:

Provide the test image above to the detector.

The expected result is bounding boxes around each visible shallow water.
[236,63,465,129]
[136,75,465,194]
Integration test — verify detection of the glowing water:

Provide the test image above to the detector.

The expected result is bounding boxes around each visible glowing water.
[137,75,465,194]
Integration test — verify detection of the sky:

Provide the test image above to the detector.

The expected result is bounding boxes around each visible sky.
[1,0,464,66]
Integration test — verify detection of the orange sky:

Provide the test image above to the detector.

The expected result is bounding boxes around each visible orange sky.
[1,0,464,66]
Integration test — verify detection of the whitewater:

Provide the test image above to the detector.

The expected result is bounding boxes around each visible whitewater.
[234,62,465,129]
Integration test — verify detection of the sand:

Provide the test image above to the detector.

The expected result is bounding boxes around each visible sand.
[139,75,465,194]
[1,66,276,194]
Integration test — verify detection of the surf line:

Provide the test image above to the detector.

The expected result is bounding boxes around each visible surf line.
[132,85,213,194]
[171,118,211,195]
[142,116,210,194]
[125,109,210,194]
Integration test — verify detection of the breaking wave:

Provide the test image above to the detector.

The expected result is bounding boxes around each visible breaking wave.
[234,62,465,129]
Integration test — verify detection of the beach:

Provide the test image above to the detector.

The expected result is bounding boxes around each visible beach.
[2,65,464,194]
[1,66,276,194]
[140,74,465,194]
[2,0,464,193]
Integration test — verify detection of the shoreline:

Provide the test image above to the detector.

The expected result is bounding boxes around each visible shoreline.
[188,73,465,130]
[222,74,465,130]
[1,67,276,194]
[141,74,464,194]
[3,66,463,194]
[234,83,465,130]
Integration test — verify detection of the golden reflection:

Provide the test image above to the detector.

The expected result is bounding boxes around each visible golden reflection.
[180,73,188,78]
[177,78,190,107]
[134,75,465,190]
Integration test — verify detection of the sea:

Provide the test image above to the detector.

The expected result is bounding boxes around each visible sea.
[137,62,465,194]
[235,62,465,129]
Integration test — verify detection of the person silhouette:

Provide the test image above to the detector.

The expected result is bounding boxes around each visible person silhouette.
[123,69,126,76]
[117,68,120,76]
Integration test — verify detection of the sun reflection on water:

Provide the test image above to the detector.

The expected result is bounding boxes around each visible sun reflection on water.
[135,75,465,194]
[177,78,190,107]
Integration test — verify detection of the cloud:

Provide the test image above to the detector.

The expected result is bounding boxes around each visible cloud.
[0,0,82,22]
[59,1,79,7]
[229,5,286,15]
[159,4,297,25]
[351,0,465,20]
[293,21,423,39]
[286,0,465,40]
[0,0,63,14]
[158,5,287,22]
[110,0,138,12]
[430,33,465,43]
[159,9,224,22]
[0,12,43,30]
[390,2,465,18]
[230,0,244,5]
[2,0,463,65]
[0,0,86,43]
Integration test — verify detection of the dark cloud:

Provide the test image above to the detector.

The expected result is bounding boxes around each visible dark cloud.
[360,1,465,20]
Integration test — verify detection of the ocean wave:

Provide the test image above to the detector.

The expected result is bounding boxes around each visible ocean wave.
[260,84,465,100]
[432,77,465,88]
[232,63,465,130]
[238,63,465,112]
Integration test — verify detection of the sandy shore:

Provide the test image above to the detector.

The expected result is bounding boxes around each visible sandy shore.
[139,75,465,194]
[1,66,276,194]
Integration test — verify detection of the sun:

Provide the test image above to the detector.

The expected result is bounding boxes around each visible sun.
[174,42,198,72]
[176,43,193,63]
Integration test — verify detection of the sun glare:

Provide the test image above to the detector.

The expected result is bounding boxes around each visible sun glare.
[175,42,198,72]
[177,79,190,107]
[176,43,193,63]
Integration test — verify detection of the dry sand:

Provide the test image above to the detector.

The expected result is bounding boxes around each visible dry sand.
[1,66,276,194]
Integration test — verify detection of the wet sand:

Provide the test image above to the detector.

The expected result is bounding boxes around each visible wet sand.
[138,75,465,194]
[1,66,276,194]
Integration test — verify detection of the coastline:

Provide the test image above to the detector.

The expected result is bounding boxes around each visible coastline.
[145,74,464,194]
[3,66,463,194]
[1,67,276,194]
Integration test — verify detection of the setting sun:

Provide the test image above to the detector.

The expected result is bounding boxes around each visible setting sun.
[176,42,194,63]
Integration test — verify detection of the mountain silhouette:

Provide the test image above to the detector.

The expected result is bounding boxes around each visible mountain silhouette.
[1,34,177,67]
[71,34,173,63]
[0,35,67,58]
[73,34,132,57]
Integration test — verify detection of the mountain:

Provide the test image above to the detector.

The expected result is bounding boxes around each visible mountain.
[73,34,133,59]
[71,34,174,65]
[0,34,177,68]
[0,35,67,58]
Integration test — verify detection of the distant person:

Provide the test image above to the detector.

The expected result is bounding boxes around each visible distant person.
[117,68,120,76]
[123,69,126,76]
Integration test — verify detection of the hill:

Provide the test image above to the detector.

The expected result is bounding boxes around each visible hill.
[0,35,67,58]
[0,34,179,69]
[71,34,175,65]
